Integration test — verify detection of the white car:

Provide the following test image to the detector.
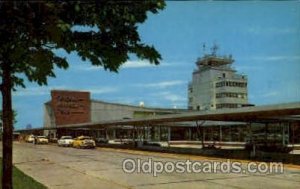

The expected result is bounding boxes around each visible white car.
[26,135,35,143]
[58,136,74,147]
[34,136,49,144]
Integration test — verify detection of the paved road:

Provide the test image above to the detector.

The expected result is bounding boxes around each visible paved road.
[2,142,300,189]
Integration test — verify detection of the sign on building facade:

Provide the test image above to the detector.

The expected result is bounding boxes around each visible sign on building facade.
[51,90,91,126]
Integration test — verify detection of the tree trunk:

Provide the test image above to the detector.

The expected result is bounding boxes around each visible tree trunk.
[1,61,13,189]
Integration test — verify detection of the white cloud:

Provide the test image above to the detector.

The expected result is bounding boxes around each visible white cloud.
[73,64,103,71]
[73,60,173,71]
[152,91,186,102]
[250,91,280,99]
[261,91,279,98]
[250,55,300,61]
[237,55,300,65]
[134,80,186,89]
[13,86,67,97]
[88,87,118,94]
[121,60,157,68]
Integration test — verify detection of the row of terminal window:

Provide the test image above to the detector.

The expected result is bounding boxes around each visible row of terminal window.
[188,104,242,110]
[216,92,247,99]
[215,81,247,88]
[216,103,242,109]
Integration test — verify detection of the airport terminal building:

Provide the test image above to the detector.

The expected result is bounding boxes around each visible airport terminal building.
[18,50,300,149]
[40,90,300,148]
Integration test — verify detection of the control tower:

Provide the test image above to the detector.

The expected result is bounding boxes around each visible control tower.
[188,44,249,110]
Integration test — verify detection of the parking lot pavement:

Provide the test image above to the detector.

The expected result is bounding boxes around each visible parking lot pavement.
[1,142,300,189]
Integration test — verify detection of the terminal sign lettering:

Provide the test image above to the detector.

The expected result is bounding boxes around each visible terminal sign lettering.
[51,90,91,126]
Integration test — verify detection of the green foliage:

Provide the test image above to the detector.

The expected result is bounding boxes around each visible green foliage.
[0,1,165,88]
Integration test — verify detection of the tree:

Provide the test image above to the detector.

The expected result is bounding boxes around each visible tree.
[0,1,165,188]
[0,110,17,141]
[0,110,17,125]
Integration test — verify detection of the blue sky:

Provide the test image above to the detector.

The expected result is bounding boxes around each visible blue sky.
[8,1,300,129]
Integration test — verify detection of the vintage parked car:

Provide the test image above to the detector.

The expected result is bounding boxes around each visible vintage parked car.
[95,137,109,145]
[25,135,35,143]
[49,137,58,143]
[34,136,49,144]
[57,136,74,147]
[72,136,96,149]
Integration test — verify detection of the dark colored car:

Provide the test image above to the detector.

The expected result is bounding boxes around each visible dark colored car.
[95,138,109,145]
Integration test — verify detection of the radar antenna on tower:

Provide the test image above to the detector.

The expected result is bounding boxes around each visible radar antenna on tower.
[202,43,206,54]
[211,43,219,56]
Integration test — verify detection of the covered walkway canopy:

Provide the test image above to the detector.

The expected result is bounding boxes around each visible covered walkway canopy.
[17,102,300,132]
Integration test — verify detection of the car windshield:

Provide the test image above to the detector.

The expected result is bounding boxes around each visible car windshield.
[37,136,46,139]
[61,136,72,139]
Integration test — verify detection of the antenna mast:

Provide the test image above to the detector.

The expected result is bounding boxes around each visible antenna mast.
[211,43,219,56]
[202,43,206,54]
